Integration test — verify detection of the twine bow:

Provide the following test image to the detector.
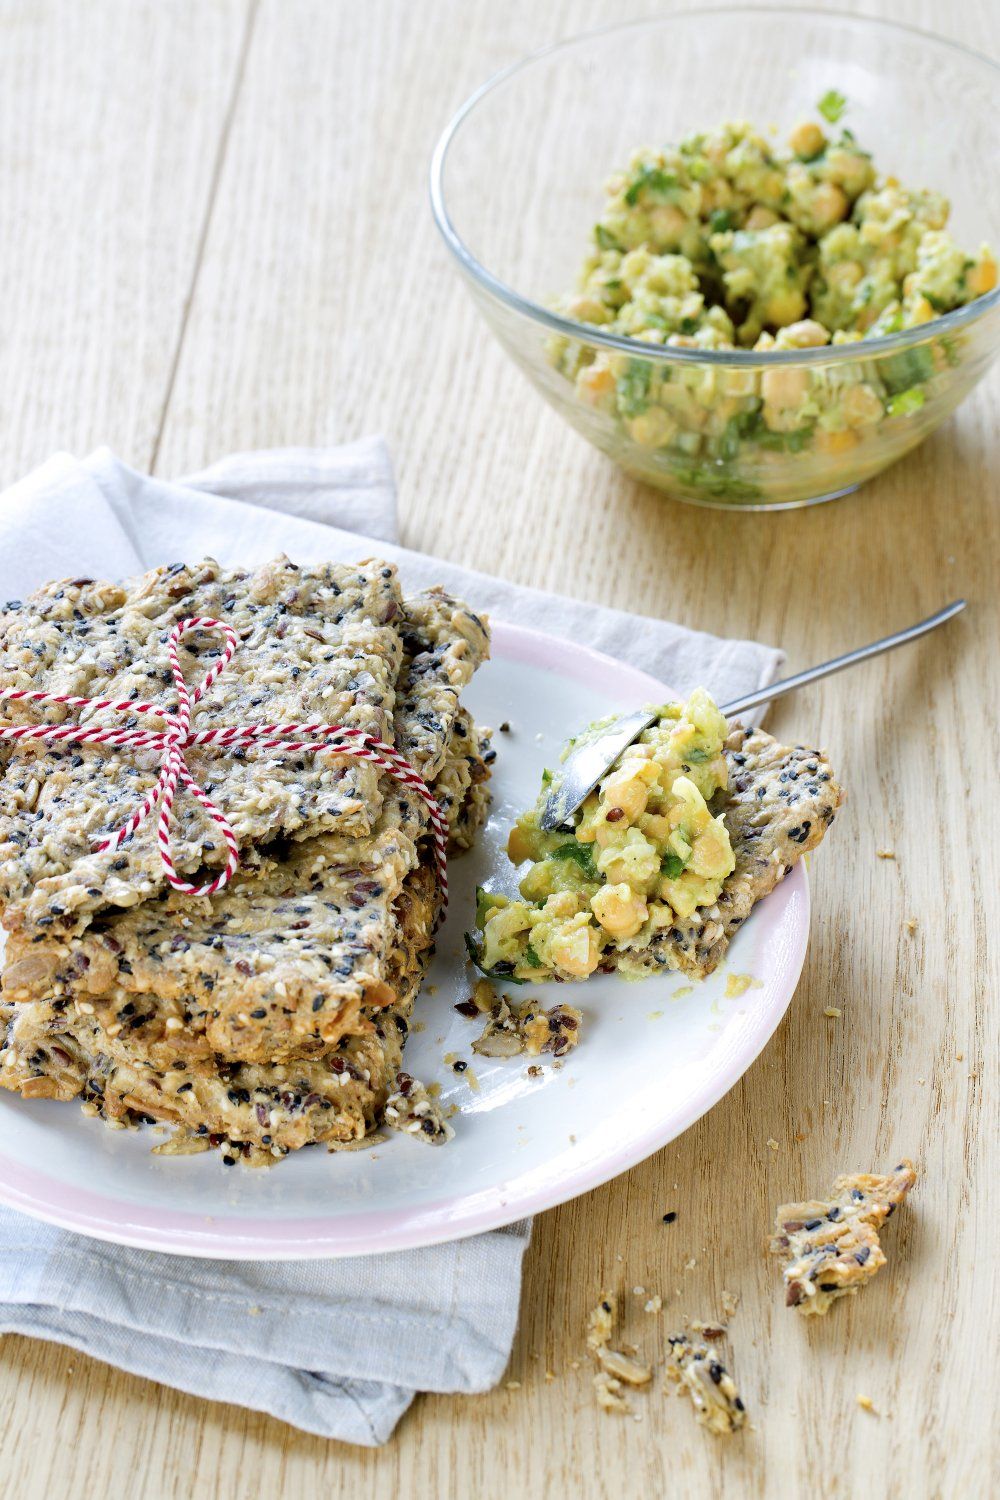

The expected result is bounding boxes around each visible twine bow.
[0,616,448,904]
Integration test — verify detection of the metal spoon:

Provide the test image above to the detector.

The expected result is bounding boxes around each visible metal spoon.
[539,599,965,831]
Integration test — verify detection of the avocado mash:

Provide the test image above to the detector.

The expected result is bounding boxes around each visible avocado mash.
[473,690,734,982]
[550,106,997,501]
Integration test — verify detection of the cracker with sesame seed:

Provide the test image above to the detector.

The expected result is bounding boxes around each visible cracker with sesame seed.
[770,1160,917,1314]
[1,593,492,1064]
[0,556,408,939]
[0,858,442,1161]
[624,725,842,979]
[666,1335,747,1434]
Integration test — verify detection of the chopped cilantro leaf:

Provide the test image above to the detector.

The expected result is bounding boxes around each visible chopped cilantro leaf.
[550,841,599,879]
[818,89,847,124]
[886,387,925,417]
[524,945,541,969]
[624,165,679,206]
[709,208,734,233]
[616,358,652,417]
[660,852,685,880]
[594,223,623,253]
[881,343,935,394]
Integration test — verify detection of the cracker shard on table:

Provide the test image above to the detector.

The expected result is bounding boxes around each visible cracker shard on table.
[770,1160,917,1315]
[666,1335,747,1435]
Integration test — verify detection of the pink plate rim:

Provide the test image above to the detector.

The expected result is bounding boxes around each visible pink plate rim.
[0,620,808,1258]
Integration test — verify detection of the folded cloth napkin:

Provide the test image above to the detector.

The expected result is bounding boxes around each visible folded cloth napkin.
[0,439,783,1445]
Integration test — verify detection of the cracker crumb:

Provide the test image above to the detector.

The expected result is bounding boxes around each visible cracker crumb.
[666,1335,746,1435]
[823,1006,842,1019]
[505,1379,522,1391]
[856,1394,878,1414]
[247,1305,262,1316]
[767,1138,780,1152]
[644,1295,663,1314]
[721,1289,740,1319]
[904,918,918,933]
[876,849,896,860]
[593,1370,630,1413]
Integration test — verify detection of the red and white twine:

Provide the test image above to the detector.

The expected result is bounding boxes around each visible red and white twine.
[0,616,449,905]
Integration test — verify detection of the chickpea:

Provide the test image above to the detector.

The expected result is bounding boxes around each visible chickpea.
[788,120,826,160]
[576,362,616,407]
[764,287,808,327]
[648,203,688,245]
[626,407,675,449]
[842,383,884,427]
[744,205,780,231]
[776,318,830,349]
[814,428,860,455]
[809,182,849,232]
[827,260,863,292]
[549,922,601,978]
[590,883,649,939]
[602,762,656,823]
[761,365,809,409]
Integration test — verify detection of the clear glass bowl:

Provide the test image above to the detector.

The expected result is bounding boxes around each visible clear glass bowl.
[430,9,1000,509]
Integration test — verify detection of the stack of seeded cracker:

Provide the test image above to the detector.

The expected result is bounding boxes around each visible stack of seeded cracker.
[0,557,491,1164]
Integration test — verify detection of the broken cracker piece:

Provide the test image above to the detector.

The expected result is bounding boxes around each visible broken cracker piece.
[666,1335,746,1435]
[770,1160,916,1315]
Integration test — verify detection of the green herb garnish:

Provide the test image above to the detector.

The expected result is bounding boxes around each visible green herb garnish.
[550,841,599,879]
[709,208,734,233]
[524,945,541,969]
[660,852,686,880]
[886,387,926,417]
[624,165,679,206]
[594,223,623,253]
[616,359,652,417]
[882,343,935,394]
[818,89,847,124]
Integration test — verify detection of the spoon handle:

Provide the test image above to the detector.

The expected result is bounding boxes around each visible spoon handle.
[722,599,966,719]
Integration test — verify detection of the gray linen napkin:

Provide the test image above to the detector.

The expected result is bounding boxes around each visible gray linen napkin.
[0,440,783,1445]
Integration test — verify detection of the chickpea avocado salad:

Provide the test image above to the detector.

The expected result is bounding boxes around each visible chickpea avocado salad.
[549,99,997,503]
[468,692,843,985]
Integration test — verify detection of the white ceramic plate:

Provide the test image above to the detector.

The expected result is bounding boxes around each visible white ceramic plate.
[0,623,809,1257]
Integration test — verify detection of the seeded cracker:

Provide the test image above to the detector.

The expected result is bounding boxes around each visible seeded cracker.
[623,725,841,978]
[0,557,407,937]
[770,1160,917,1314]
[666,1335,747,1435]
[1,592,492,1068]
[0,571,492,1161]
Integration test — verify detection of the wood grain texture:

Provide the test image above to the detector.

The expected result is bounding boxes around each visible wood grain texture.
[0,0,997,1495]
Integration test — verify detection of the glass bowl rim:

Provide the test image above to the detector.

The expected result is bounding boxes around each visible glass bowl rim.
[429,4,1000,370]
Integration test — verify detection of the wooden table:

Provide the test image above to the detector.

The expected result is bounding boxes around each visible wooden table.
[0,1,996,1494]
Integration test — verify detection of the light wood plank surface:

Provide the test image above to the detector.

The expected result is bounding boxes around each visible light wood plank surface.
[0,1,996,1496]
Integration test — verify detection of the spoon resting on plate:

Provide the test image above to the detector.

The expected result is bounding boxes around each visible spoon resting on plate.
[538,599,965,831]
